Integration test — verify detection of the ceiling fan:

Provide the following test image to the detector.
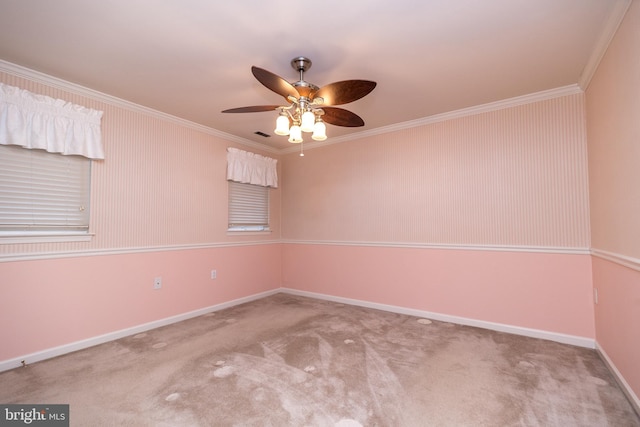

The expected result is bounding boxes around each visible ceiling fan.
[222,56,376,144]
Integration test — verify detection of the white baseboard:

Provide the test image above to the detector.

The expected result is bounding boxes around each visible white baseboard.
[0,287,597,374]
[596,342,640,416]
[0,289,280,373]
[4,287,636,418]
[280,288,596,349]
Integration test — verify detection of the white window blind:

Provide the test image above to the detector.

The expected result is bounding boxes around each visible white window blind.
[228,181,269,231]
[0,144,91,236]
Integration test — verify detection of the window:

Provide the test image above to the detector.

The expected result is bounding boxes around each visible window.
[228,181,270,232]
[225,147,277,233]
[0,145,91,237]
[0,82,103,240]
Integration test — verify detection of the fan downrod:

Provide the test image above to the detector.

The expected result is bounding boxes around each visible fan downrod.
[290,57,317,94]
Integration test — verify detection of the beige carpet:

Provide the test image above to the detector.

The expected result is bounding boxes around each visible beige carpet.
[1,293,638,426]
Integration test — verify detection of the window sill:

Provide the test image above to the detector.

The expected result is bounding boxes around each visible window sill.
[0,233,94,244]
[227,228,272,236]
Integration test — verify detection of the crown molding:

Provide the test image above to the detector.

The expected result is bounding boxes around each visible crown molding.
[0,60,278,155]
[280,84,583,155]
[0,57,592,158]
[579,0,633,90]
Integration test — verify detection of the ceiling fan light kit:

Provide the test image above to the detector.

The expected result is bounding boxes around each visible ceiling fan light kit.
[222,56,376,155]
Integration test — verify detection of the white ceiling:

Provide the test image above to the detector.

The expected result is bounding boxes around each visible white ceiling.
[0,1,629,151]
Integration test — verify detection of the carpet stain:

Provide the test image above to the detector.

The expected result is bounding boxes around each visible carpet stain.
[212,365,235,378]
[518,360,536,369]
[335,419,363,427]
[165,392,180,402]
[587,375,608,386]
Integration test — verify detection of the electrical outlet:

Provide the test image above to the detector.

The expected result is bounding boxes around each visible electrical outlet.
[211,270,217,280]
[154,277,162,289]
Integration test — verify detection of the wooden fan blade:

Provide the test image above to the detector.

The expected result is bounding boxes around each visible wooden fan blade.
[313,80,376,106]
[221,105,280,113]
[251,66,299,100]
[322,107,365,127]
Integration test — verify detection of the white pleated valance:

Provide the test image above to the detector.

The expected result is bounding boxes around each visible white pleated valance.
[0,82,104,159]
[226,147,278,188]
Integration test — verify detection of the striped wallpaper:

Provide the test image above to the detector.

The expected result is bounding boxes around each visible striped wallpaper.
[1,67,591,256]
[0,70,281,258]
[281,93,591,249]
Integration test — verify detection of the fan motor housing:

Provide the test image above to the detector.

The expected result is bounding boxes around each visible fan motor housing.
[291,56,312,73]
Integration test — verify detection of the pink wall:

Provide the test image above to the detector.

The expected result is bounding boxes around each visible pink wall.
[282,244,594,338]
[586,0,640,402]
[280,91,594,340]
[0,68,282,363]
[0,64,597,368]
[1,7,637,404]
[586,0,640,258]
[0,70,282,256]
[592,257,640,399]
[0,244,281,360]
[281,94,590,248]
